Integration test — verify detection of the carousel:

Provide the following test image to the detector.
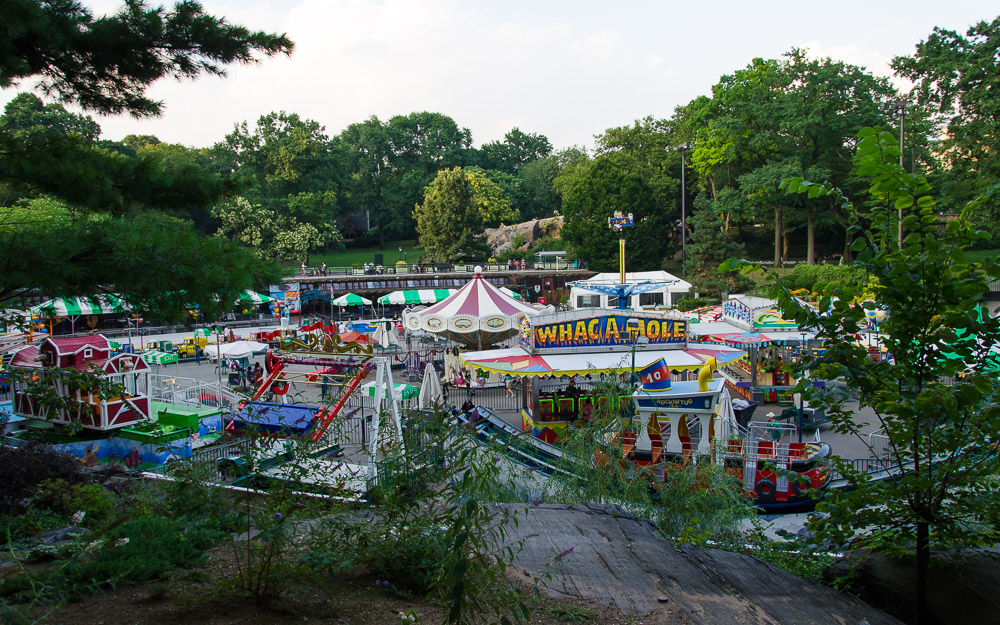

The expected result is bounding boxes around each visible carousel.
[402,267,546,349]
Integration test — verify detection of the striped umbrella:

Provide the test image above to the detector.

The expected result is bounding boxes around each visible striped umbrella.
[193,328,212,337]
[141,351,178,365]
[377,289,456,305]
[237,290,272,305]
[332,293,372,307]
[29,294,130,317]
[359,381,419,399]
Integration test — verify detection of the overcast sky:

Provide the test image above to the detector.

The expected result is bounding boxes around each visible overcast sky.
[4,1,995,151]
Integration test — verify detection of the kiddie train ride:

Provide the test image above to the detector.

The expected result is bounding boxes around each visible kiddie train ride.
[612,357,831,509]
[460,308,831,509]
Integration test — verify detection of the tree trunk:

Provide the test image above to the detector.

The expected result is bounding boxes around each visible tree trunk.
[774,206,782,267]
[916,521,929,625]
[783,231,789,266]
[806,212,815,265]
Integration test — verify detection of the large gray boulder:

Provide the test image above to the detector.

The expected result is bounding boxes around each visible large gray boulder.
[503,504,903,625]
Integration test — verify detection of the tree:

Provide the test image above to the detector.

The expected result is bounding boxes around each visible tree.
[893,16,1000,184]
[1,0,293,116]
[413,168,488,262]
[464,168,518,227]
[691,52,899,264]
[517,156,561,220]
[479,128,552,175]
[0,92,100,140]
[740,128,1000,625]
[0,0,291,319]
[684,190,754,296]
[212,195,338,262]
[557,153,669,272]
[209,111,343,255]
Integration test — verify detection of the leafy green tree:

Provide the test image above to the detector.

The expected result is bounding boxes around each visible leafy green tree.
[684,190,754,296]
[517,155,562,220]
[1,0,293,116]
[413,168,488,262]
[692,52,899,264]
[212,195,338,262]
[744,128,1000,625]
[893,16,1000,237]
[0,92,99,140]
[557,153,669,271]
[893,16,1000,184]
[209,111,343,255]
[479,127,552,175]
[0,0,290,319]
[464,168,518,226]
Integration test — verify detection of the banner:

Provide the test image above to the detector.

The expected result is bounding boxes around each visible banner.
[531,314,686,350]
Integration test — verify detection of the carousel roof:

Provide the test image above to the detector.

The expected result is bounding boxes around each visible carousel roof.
[420,272,538,318]
[403,270,544,337]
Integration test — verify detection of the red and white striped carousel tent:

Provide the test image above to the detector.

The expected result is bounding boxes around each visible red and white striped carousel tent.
[402,268,549,348]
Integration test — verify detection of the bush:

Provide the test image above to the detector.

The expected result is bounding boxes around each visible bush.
[32,480,117,528]
[0,443,89,514]
[0,515,225,601]
[675,297,714,312]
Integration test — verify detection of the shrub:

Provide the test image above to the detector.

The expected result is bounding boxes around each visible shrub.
[32,480,117,528]
[0,443,89,514]
[675,297,714,312]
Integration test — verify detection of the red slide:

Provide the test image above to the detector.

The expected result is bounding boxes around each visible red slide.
[310,363,372,441]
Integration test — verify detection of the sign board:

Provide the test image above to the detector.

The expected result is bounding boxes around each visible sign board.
[635,395,714,411]
[530,314,686,351]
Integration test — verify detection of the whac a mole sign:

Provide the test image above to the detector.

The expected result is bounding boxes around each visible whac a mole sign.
[526,313,687,352]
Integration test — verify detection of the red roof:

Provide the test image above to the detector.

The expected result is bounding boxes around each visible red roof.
[9,345,40,368]
[45,335,111,356]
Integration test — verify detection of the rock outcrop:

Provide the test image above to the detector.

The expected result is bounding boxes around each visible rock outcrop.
[484,217,562,255]
[503,504,903,625]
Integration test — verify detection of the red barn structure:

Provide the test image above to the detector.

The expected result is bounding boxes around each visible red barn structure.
[9,335,151,431]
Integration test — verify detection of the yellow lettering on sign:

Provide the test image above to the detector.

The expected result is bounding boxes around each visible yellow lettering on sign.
[536,325,557,345]
[574,320,588,342]
[558,323,573,343]
[605,317,620,341]
[647,319,660,339]
[587,318,600,340]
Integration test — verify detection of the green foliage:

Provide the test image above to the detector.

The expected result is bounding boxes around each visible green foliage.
[558,152,673,271]
[479,128,553,175]
[544,373,755,543]
[673,297,714,312]
[0,515,222,610]
[0,444,88,514]
[1,0,293,117]
[413,168,489,263]
[780,263,865,294]
[31,480,116,529]
[464,168,518,227]
[736,127,1000,624]
[684,191,754,297]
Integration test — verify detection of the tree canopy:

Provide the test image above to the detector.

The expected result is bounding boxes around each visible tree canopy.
[1,0,293,117]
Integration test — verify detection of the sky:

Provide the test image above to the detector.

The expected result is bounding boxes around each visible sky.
[3,0,996,151]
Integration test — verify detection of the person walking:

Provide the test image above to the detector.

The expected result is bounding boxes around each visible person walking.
[766,411,785,444]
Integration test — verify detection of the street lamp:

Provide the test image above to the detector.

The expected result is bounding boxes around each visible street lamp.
[398,246,403,263]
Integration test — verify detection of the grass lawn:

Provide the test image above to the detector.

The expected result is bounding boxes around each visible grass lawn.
[286,240,426,269]
[966,248,999,262]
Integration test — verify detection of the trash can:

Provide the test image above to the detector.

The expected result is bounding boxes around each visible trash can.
[733,400,761,429]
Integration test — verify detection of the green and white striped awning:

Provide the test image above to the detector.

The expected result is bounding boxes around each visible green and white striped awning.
[377,289,456,306]
[193,328,212,337]
[141,351,178,365]
[332,293,372,307]
[237,290,272,305]
[498,287,523,300]
[359,381,419,399]
[29,294,130,317]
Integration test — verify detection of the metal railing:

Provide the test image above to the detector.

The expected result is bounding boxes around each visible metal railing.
[447,384,524,413]
[295,259,587,278]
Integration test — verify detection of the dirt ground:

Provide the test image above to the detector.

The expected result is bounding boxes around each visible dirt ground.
[28,546,645,625]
